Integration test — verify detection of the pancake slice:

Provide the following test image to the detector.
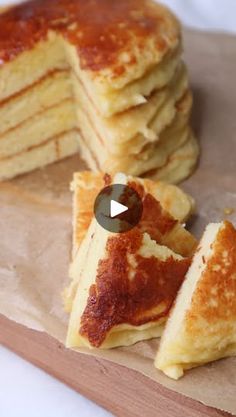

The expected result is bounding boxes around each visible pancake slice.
[148,132,199,184]
[0,99,76,160]
[104,102,192,175]
[0,70,71,135]
[155,221,236,379]
[72,62,188,149]
[0,130,79,180]
[66,223,191,349]
[64,172,196,313]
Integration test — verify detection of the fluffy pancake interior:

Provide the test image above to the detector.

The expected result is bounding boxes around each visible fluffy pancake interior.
[0,70,72,135]
[147,132,199,184]
[0,130,79,181]
[0,99,76,159]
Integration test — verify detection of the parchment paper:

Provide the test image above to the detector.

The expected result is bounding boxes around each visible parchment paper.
[0,29,236,414]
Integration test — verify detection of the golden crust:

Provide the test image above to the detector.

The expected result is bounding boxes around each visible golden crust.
[79,229,190,348]
[0,0,180,88]
[136,177,195,222]
[185,221,236,334]
[71,171,106,258]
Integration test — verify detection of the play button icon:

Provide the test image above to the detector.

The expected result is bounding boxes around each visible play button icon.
[94,184,143,233]
[110,200,128,218]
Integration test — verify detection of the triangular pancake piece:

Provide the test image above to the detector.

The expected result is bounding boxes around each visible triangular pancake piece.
[66,224,190,349]
[64,172,196,312]
[155,221,236,379]
[128,178,196,258]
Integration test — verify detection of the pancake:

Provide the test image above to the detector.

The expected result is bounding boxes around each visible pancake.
[149,133,199,184]
[0,1,180,106]
[0,70,72,135]
[90,45,182,117]
[70,171,195,257]
[0,0,198,182]
[71,172,196,257]
[66,222,191,349]
[72,62,188,151]
[76,90,193,176]
[155,221,236,379]
[0,130,79,180]
[0,99,75,160]
[63,172,196,313]
[104,95,193,175]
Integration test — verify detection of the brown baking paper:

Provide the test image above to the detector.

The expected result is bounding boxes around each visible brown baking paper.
[0,29,236,414]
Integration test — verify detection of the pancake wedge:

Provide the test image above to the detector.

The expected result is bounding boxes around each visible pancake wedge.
[66,225,191,349]
[64,172,196,313]
[155,221,236,379]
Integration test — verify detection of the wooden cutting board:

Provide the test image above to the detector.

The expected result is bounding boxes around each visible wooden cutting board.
[0,314,230,417]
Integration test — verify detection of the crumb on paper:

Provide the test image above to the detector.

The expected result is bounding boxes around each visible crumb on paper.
[224,207,235,216]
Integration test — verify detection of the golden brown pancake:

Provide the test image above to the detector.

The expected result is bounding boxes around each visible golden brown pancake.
[155,221,236,379]
[66,222,191,349]
[0,0,181,99]
[0,0,198,182]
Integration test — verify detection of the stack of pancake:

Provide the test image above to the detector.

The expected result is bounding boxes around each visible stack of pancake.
[0,0,199,182]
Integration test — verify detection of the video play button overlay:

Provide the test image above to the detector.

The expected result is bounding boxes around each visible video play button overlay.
[110,200,128,218]
[94,184,143,233]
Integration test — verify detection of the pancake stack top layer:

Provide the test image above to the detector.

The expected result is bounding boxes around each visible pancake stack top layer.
[0,0,198,182]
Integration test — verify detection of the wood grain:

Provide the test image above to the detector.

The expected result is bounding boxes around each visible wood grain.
[0,314,230,417]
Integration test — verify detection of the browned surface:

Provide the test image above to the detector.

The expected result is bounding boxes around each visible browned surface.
[0,0,179,72]
[186,221,236,333]
[136,189,178,234]
[80,229,190,347]
[72,172,105,254]
[0,314,230,417]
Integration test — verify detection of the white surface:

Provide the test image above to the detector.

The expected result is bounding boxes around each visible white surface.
[0,346,111,417]
[161,0,236,33]
[110,200,128,218]
[0,1,235,417]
